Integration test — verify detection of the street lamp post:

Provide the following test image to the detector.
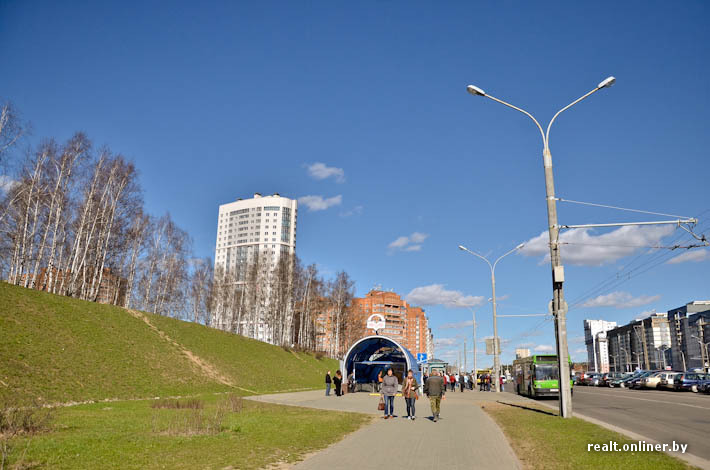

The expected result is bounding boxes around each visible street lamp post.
[620,347,631,372]
[466,76,615,417]
[459,243,524,392]
[690,335,710,372]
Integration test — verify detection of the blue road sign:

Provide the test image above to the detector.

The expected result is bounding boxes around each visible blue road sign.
[417,353,428,363]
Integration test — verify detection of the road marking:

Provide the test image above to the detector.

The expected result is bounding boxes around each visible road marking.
[573,389,710,411]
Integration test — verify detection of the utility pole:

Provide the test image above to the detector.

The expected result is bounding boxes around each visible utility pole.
[465,76,616,416]
[472,308,477,386]
[464,339,467,373]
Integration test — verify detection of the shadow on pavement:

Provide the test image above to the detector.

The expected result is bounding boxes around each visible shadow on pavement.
[494,400,557,417]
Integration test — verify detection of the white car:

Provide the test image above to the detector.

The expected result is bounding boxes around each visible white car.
[640,371,664,389]
[658,372,682,390]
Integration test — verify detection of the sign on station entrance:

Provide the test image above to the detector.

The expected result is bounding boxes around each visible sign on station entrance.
[417,353,428,363]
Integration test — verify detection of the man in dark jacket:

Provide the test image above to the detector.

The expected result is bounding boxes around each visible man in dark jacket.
[423,370,445,422]
[325,371,332,396]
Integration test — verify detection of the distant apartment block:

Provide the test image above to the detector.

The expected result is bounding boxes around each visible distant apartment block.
[515,348,531,359]
[591,304,710,373]
[584,319,617,373]
[667,301,710,371]
[350,289,431,357]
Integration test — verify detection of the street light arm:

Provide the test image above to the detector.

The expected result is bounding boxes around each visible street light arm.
[545,87,601,148]
[459,246,493,272]
[493,243,524,270]
[483,94,546,147]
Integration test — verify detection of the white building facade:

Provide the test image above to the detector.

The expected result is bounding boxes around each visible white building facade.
[213,193,297,341]
[584,319,618,373]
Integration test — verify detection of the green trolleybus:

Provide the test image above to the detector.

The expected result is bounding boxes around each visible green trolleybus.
[513,355,573,398]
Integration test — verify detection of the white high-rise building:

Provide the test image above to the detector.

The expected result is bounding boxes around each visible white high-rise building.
[213,193,297,340]
[584,319,618,372]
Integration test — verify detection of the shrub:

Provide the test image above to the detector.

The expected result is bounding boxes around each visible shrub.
[151,398,203,410]
[0,398,53,469]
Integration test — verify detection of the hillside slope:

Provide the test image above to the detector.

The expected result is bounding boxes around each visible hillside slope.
[0,283,336,403]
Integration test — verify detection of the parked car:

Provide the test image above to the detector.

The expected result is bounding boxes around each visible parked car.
[584,373,603,386]
[658,372,683,390]
[609,372,635,388]
[601,372,623,387]
[623,370,654,389]
[673,372,709,392]
[640,371,665,389]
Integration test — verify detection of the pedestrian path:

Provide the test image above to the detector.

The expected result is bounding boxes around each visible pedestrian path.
[248,389,523,469]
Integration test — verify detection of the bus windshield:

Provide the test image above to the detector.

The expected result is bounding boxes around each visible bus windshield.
[534,364,559,381]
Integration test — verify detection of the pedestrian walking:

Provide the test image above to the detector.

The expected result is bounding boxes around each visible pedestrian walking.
[443,372,449,390]
[325,370,332,396]
[464,374,469,390]
[347,372,355,393]
[333,370,343,397]
[377,370,384,393]
[381,368,399,419]
[479,374,484,391]
[424,370,445,422]
[402,369,419,420]
[460,374,465,392]
[449,373,456,391]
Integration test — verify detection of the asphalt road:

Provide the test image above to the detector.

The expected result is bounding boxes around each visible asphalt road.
[562,385,710,461]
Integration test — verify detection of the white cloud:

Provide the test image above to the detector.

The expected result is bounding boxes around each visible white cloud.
[667,249,710,265]
[306,162,345,183]
[0,175,17,193]
[339,205,363,218]
[519,225,675,266]
[388,232,429,252]
[405,284,485,308]
[440,320,474,330]
[435,337,458,347]
[634,309,656,321]
[581,291,660,309]
[297,195,342,211]
[518,342,535,348]
[534,344,555,353]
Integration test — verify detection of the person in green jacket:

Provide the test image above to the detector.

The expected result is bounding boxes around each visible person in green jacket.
[424,370,445,422]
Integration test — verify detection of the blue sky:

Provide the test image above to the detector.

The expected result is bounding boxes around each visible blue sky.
[2,1,709,366]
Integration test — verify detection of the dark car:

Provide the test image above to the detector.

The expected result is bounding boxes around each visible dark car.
[601,372,624,386]
[629,370,660,389]
[619,370,650,389]
[609,372,635,388]
[673,372,709,392]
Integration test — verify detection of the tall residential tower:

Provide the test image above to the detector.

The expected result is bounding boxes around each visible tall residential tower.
[213,193,298,340]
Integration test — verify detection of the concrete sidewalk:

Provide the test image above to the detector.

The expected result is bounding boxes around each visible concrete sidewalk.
[248,389,523,469]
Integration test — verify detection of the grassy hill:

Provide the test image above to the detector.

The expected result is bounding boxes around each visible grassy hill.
[0,282,337,404]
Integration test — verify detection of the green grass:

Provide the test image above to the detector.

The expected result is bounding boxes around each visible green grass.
[149,313,335,394]
[0,282,338,403]
[6,395,370,469]
[482,402,696,470]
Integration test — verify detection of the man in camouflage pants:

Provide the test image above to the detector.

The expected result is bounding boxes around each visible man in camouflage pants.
[423,370,446,422]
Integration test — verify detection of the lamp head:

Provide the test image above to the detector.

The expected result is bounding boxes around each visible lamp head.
[515,243,525,250]
[466,85,486,96]
[458,245,467,251]
[597,76,616,89]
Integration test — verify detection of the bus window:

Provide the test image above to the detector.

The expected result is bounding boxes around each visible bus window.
[534,364,559,381]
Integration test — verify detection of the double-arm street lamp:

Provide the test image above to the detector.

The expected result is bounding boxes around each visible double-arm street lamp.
[690,335,710,372]
[458,243,524,392]
[465,76,615,417]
